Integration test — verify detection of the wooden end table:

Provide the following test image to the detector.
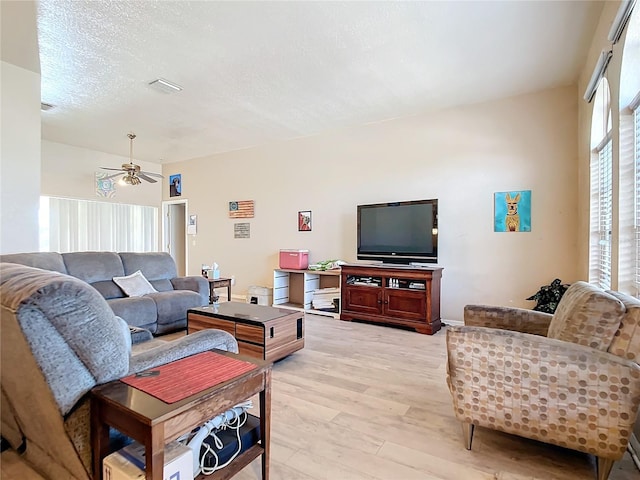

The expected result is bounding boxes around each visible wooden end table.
[207,277,232,303]
[91,350,271,480]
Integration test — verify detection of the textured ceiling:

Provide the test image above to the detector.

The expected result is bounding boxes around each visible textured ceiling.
[35,1,604,164]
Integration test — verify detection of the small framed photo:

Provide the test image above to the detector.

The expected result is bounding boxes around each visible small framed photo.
[298,211,312,231]
[169,174,181,197]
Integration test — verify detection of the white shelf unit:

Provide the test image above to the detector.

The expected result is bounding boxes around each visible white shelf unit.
[273,269,341,318]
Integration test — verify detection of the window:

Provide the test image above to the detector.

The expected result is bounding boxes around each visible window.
[595,136,613,289]
[634,104,640,294]
[589,79,613,289]
[40,197,158,253]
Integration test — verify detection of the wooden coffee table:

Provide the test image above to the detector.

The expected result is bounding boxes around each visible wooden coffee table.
[188,303,304,362]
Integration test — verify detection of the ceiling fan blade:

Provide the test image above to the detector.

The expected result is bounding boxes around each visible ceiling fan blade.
[103,172,123,180]
[137,172,158,183]
[140,171,164,178]
[100,167,125,171]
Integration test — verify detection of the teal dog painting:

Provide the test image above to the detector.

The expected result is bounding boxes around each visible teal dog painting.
[494,190,531,232]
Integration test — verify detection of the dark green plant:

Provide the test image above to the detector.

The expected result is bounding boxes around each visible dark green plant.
[526,278,570,314]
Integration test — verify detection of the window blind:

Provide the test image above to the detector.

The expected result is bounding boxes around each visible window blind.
[597,138,613,290]
[634,107,640,295]
[40,197,158,253]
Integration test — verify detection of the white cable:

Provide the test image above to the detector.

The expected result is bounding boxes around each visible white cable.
[199,411,248,475]
[179,401,253,477]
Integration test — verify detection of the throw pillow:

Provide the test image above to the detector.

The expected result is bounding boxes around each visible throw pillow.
[113,270,157,297]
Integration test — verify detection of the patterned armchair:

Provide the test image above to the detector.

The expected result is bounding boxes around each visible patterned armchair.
[446,281,640,480]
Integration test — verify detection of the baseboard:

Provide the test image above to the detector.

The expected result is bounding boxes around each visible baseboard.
[629,433,640,471]
[443,318,463,327]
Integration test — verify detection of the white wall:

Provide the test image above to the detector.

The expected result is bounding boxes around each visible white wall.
[41,140,162,206]
[165,86,579,321]
[0,61,41,253]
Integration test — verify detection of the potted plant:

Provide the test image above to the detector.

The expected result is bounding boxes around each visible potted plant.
[526,279,570,314]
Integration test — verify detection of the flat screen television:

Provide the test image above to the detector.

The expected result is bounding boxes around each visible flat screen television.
[357,199,438,264]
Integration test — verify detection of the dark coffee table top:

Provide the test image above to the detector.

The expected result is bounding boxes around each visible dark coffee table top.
[189,302,300,325]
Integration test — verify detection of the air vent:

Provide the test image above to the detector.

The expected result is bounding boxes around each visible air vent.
[148,78,182,94]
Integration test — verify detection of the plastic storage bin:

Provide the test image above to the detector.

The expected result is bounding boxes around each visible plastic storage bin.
[247,285,273,306]
[279,249,309,270]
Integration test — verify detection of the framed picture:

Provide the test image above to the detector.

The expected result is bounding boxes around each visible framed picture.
[298,211,312,231]
[228,200,255,218]
[494,190,531,232]
[169,174,181,197]
[95,172,116,198]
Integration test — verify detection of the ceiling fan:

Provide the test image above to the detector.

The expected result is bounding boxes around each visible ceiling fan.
[100,133,164,185]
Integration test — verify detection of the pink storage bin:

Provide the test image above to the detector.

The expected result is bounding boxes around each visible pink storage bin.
[279,249,309,270]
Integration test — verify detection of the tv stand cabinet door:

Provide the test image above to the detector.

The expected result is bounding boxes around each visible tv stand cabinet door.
[343,286,382,315]
[383,289,426,322]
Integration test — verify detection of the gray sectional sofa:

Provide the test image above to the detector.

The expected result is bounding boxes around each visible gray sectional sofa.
[0,251,209,335]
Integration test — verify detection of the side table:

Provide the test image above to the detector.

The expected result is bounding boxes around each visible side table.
[207,277,232,303]
[91,350,271,480]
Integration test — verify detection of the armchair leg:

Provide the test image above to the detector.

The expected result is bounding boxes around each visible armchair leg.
[461,422,474,450]
[596,457,614,480]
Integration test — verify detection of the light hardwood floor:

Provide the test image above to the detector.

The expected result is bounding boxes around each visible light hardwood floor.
[234,314,639,480]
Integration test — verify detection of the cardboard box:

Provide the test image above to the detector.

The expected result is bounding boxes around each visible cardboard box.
[103,440,192,480]
[279,249,309,270]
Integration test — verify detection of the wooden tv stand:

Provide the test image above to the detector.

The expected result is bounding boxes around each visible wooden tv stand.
[340,263,443,335]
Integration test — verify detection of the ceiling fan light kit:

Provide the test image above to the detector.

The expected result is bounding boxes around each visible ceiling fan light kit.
[100,133,164,186]
[120,174,141,186]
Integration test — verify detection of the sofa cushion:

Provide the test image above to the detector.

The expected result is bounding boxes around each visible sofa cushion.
[607,290,640,363]
[63,252,125,284]
[92,280,126,300]
[547,281,625,351]
[113,270,157,297]
[150,278,174,292]
[0,252,67,274]
[148,290,202,327]
[119,252,177,281]
[107,297,158,332]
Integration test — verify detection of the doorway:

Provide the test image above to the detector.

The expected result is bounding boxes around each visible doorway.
[162,200,187,276]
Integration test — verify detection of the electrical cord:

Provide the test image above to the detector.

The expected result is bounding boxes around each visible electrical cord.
[199,410,248,475]
[177,400,253,477]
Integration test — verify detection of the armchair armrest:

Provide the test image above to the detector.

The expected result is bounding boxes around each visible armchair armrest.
[446,326,640,460]
[129,329,238,374]
[464,304,553,336]
[171,275,209,304]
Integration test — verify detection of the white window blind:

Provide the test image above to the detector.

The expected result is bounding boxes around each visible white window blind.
[40,197,158,253]
[634,106,640,295]
[589,79,613,290]
[596,138,613,290]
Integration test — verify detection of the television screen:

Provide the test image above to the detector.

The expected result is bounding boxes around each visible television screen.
[357,199,438,264]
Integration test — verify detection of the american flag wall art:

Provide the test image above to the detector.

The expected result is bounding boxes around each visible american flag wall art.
[229,200,255,218]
